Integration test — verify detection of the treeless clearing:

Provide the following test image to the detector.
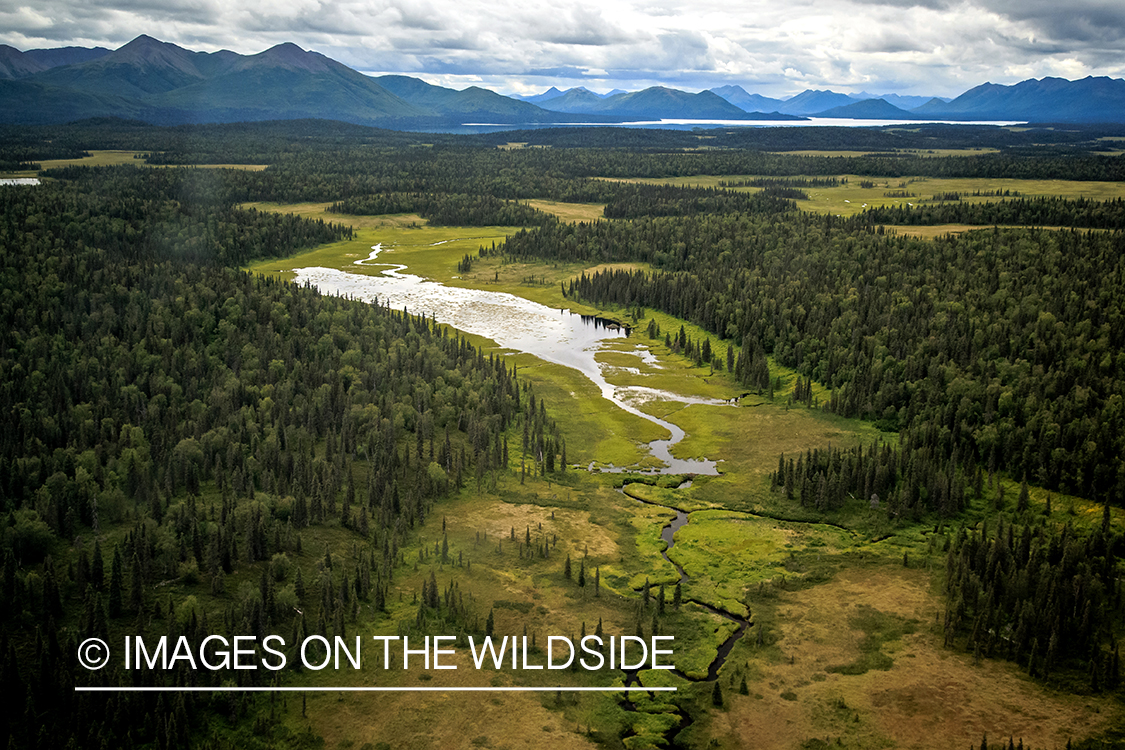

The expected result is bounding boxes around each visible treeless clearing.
[711,564,1120,749]
[525,199,606,223]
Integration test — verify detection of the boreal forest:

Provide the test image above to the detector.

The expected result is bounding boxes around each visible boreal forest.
[0,119,1122,750]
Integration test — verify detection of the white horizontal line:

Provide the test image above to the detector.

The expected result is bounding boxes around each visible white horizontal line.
[76,686,675,693]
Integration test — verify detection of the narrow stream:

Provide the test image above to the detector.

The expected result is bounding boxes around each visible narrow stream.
[292,244,728,474]
[627,487,752,682]
[620,485,752,746]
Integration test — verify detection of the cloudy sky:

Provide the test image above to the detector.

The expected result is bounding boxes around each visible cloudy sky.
[2,0,1123,97]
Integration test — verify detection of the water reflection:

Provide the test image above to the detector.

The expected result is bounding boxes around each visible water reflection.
[292,245,720,474]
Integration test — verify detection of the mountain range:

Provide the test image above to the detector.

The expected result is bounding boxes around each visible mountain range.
[2,35,1124,128]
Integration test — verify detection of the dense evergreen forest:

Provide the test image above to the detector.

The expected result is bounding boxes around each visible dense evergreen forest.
[944,508,1121,691]
[602,183,797,219]
[2,120,1124,747]
[518,214,1125,506]
[0,164,562,748]
[850,196,1125,230]
[157,146,1125,193]
[7,119,1125,166]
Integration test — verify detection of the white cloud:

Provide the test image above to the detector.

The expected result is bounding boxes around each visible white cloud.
[1,0,1122,97]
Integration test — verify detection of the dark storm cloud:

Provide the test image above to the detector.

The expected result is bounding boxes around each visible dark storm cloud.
[984,0,1125,42]
[856,30,930,54]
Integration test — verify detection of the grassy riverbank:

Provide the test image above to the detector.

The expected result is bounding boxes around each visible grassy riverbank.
[242,205,1123,750]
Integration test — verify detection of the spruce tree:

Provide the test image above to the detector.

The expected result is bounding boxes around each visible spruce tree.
[91,539,104,590]
[108,547,123,618]
[129,554,143,614]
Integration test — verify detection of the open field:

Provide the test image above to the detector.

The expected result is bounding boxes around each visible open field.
[241,201,427,228]
[698,562,1120,750]
[0,149,269,178]
[237,204,1125,749]
[526,199,607,223]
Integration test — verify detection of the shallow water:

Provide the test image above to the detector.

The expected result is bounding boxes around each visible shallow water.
[293,245,723,474]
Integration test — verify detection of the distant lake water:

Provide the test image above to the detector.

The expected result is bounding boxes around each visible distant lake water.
[454,117,1025,132]
[0,178,40,186]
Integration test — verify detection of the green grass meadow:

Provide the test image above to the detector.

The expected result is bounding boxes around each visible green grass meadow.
[233,203,1124,750]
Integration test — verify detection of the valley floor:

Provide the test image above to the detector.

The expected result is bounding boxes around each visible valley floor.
[242,209,1123,749]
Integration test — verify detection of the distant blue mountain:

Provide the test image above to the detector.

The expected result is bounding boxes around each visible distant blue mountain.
[538,86,796,120]
[0,36,595,126]
[536,87,617,113]
[709,85,786,113]
[911,76,1125,122]
[776,89,857,116]
[374,75,559,121]
[513,86,632,104]
[710,85,943,116]
[0,44,110,79]
[3,36,1123,126]
[850,91,946,110]
[814,98,920,119]
[510,86,566,103]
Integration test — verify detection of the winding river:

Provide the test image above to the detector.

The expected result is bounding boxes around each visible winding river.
[293,245,745,743]
[292,244,727,474]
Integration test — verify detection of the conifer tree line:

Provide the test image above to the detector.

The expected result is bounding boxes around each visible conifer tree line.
[134,135,1125,184]
[121,148,629,206]
[600,183,796,219]
[10,118,1125,167]
[0,163,566,749]
[29,166,352,266]
[32,132,1122,214]
[943,507,1123,692]
[327,192,553,227]
[718,177,844,189]
[770,439,972,518]
[504,209,1125,505]
[849,195,1125,230]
